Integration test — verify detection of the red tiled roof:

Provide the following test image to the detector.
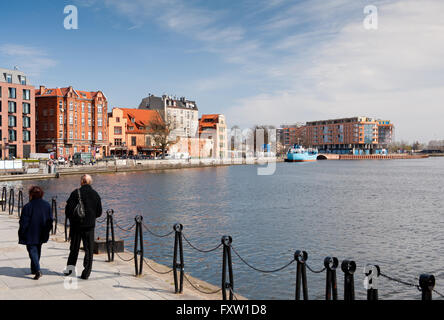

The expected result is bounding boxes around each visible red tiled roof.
[35,87,102,99]
[199,114,220,132]
[119,108,164,134]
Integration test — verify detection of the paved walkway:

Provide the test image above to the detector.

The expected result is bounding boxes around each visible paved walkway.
[0,209,224,300]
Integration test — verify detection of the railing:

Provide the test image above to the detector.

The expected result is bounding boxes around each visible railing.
[3,189,444,301]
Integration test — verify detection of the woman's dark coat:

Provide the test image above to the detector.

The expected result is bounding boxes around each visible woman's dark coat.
[18,199,53,245]
[65,184,102,230]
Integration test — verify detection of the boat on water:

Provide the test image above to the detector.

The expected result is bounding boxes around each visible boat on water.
[285,145,318,162]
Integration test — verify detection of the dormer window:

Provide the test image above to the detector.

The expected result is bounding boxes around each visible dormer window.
[6,74,12,83]
[19,76,26,85]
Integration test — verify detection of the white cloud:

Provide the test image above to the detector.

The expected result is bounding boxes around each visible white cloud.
[0,44,57,79]
[225,0,444,142]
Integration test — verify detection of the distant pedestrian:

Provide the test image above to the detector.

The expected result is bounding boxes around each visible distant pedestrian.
[65,174,102,280]
[18,186,53,280]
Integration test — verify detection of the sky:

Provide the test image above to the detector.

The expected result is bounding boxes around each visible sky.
[1,0,443,142]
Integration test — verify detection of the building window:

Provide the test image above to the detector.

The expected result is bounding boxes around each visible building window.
[6,74,12,83]
[59,115,63,125]
[23,116,31,128]
[23,130,30,142]
[131,136,136,146]
[98,104,102,114]
[116,117,120,123]
[8,129,16,141]
[98,131,102,141]
[81,103,85,113]
[69,113,73,125]
[20,76,26,85]
[8,88,16,99]
[8,101,16,113]
[69,102,73,111]
[88,131,91,140]
[69,131,73,139]
[88,103,91,112]
[59,146,64,155]
[98,118,102,127]
[114,127,122,135]
[49,108,54,116]
[82,118,85,125]
[82,132,85,140]
[49,123,54,131]
[23,103,30,114]
[59,129,63,139]
[8,116,16,127]
[114,138,122,146]
[23,89,30,100]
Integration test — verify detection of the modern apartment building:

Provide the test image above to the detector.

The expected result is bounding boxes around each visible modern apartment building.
[139,94,198,138]
[0,68,35,159]
[107,107,164,157]
[281,123,306,147]
[35,86,109,158]
[304,116,394,154]
[199,114,228,158]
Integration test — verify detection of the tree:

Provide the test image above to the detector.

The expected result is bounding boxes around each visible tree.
[148,117,179,159]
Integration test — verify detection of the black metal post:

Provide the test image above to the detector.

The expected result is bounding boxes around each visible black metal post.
[17,189,23,218]
[106,209,115,262]
[341,260,356,301]
[173,223,184,294]
[8,188,14,215]
[134,215,144,276]
[51,197,58,235]
[364,264,380,301]
[324,256,338,300]
[419,274,435,300]
[1,187,6,211]
[221,235,234,300]
[294,250,309,300]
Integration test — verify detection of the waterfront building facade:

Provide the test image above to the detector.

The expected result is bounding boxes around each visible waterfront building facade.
[281,124,306,147]
[199,114,228,158]
[139,94,199,139]
[304,116,394,154]
[0,68,35,159]
[107,107,164,157]
[35,86,109,158]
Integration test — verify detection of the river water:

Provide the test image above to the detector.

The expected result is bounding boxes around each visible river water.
[5,157,444,300]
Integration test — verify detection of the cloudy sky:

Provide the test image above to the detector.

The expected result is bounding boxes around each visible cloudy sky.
[1,0,443,142]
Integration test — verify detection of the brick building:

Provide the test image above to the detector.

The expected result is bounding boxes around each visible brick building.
[304,116,394,154]
[0,68,35,159]
[35,86,108,158]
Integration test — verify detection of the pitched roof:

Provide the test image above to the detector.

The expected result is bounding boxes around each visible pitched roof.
[35,86,104,100]
[119,108,164,134]
[199,114,221,132]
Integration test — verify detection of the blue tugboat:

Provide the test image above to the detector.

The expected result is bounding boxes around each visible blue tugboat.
[285,145,318,162]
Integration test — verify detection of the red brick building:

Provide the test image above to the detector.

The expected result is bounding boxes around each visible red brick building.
[35,86,108,158]
[0,68,35,159]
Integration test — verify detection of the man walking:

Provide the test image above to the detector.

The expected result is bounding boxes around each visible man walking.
[65,174,102,279]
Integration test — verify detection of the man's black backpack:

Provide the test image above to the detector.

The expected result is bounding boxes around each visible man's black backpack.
[73,189,86,221]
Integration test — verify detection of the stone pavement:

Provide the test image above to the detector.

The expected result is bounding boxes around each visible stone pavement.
[0,210,225,300]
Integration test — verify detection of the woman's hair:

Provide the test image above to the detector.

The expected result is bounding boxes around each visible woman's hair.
[29,186,44,200]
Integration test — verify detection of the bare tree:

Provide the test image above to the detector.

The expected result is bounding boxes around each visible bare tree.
[148,117,179,159]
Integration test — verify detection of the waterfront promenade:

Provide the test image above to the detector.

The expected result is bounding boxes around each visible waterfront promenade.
[0,208,225,300]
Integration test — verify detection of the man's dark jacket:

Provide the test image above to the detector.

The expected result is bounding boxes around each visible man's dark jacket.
[18,199,53,245]
[65,184,102,230]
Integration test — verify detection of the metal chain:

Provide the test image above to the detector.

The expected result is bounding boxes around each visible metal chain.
[433,289,444,299]
[231,246,295,273]
[142,222,174,238]
[380,273,421,291]
[182,233,223,253]
[229,287,239,300]
[183,273,222,295]
[306,264,326,274]
[143,258,174,275]
[114,221,136,232]
[115,252,135,262]
[96,217,107,224]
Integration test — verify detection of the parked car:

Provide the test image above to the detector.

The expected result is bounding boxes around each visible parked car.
[73,152,93,165]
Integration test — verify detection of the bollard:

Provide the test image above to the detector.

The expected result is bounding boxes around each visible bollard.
[17,189,24,218]
[221,235,234,301]
[419,274,435,300]
[364,264,380,301]
[341,260,356,301]
[294,250,309,300]
[51,197,58,235]
[8,188,14,215]
[324,256,338,300]
[134,215,144,277]
[1,187,6,211]
[173,223,184,294]
[106,209,115,262]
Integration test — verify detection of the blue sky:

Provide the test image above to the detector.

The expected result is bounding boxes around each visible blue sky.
[1,0,444,142]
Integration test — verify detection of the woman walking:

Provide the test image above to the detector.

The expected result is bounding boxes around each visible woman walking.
[18,186,53,280]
